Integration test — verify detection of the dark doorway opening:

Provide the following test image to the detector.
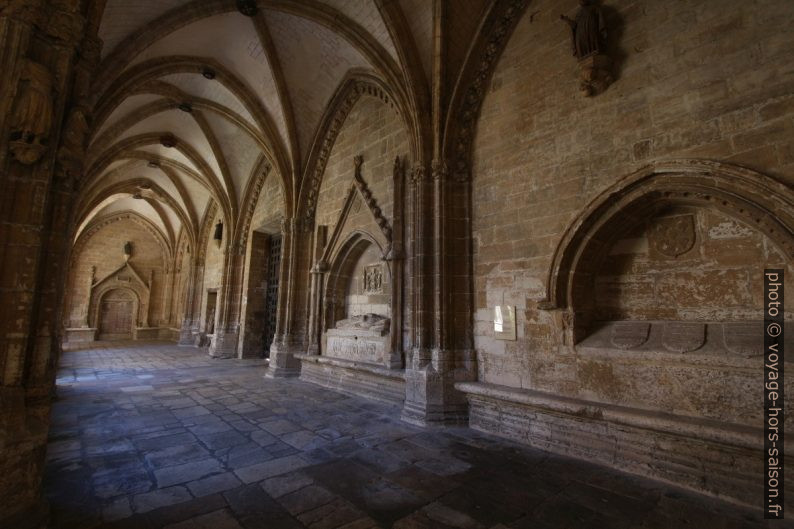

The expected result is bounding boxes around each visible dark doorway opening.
[262,234,281,358]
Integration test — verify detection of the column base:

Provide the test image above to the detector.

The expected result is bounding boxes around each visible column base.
[209,330,239,358]
[0,498,49,529]
[400,349,472,427]
[177,326,195,346]
[264,340,302,378]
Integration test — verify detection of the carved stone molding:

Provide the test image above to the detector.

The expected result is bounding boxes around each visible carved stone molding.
[431,159,448,182]
[236,161,272,250]
[301,76,398,227]
[197,201,220,261]
[446,0,530,185]
[352,155,392,242]
[540,159,794,343]
[410,164,426,185]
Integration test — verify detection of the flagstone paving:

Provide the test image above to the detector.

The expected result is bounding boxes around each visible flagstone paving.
[44,341,781,528]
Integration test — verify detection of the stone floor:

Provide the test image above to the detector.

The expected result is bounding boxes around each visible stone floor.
[44,342,780,529]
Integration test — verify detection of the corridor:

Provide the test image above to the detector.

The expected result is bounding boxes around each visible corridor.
[44,343,774,529]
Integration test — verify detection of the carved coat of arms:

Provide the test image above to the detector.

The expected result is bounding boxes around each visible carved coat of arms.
[649,214,696,257]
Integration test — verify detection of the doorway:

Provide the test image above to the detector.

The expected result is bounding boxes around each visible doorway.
[262,234,281,357]
[97,289,134,340]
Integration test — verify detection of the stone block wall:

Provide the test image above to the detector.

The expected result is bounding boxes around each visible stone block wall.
[471,0,794,400]
[594,207,790,322]
[466,0,794,507]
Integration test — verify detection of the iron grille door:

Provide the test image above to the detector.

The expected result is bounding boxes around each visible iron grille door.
[262,234,281,357]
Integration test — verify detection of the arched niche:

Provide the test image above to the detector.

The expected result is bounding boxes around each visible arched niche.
[323,232,392,329]
[307,156,403,369]
[89,262,151,339]
[542,160,793,351]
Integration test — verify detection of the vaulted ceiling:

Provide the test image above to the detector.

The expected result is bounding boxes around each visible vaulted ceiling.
[76,0,490,257]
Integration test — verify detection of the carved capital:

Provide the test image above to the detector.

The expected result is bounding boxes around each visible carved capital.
[1,0,46,27]
[46,6,85,45]
[431,159,448,182]
[410,164,426,185]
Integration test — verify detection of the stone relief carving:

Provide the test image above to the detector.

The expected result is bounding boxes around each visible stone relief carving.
[9,59,54,164]
[649,214,696,257]
[723,322,764,357]
[560,0,613,96]
[335,313,390,333]
[610,321,650,349]
[661,322,706,353]
[363,264,383,294]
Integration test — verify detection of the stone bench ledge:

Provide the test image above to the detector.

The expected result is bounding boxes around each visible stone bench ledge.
[455,381,783,452]
[295,354,405,380]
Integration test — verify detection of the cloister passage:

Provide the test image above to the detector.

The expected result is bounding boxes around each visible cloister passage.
[43,341,774,529]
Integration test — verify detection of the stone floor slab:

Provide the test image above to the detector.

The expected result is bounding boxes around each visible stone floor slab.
[44,342,780,529]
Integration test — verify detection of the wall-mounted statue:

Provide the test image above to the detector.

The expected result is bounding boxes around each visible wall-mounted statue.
[56,105,90,187]
[9,59,54,164]
[560,0,613,96]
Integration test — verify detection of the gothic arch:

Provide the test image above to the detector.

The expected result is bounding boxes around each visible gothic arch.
[442,0,531,182]
[321,230,390,339]
[541,159,794,341]
[73,210,173,265]
[298,73,409,227]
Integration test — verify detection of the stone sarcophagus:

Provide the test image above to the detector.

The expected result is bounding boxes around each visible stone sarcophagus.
[323,313,390,365]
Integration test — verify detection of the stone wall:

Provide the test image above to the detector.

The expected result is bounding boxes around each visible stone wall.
[594,207,790,323]
[466,0,794,506]
[472,0,794,398]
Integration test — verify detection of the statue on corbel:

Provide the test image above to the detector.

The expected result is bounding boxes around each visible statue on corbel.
[9,59,54,164]
[560,0,613,96]
[56,104,90,189]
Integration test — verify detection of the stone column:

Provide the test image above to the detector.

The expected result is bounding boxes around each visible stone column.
[306,225,327,356]
[209,240,244,359]
[265,218,304,377]
[0,1,102,527]
[160,262,174,327]
[386,156,406,369]
[401,1,472,425]
[178,256,204,346]
[401,162,438,424]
